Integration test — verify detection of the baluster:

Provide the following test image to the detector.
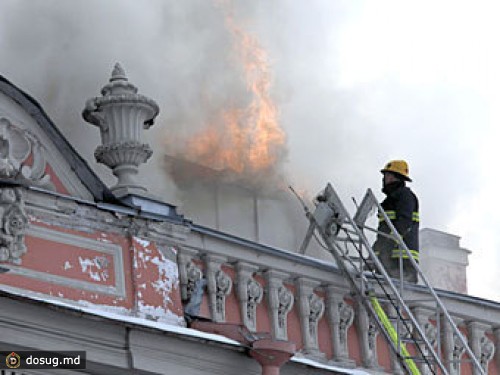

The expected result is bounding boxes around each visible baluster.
[467,321,495,375]
[295,278,325,360]
[264,270,293,340]
[235,262,262,331]
[356,301,382,370]
[204,254,232,322]
[326,286,355,368]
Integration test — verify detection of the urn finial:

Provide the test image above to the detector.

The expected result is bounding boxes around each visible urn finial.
[82,63,159,197]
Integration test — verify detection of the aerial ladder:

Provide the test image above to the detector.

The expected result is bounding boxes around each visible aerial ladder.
[295,183,486,375]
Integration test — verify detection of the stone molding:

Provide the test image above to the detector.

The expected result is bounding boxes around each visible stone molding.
[94,141,152,168]
[21,224,126,297]
[24,189,188,246]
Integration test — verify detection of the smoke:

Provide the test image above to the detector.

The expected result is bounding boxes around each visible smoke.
[0,1,498,299]
[0,0,238,203]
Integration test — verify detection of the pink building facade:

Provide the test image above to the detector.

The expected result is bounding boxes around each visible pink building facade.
[0,68,497,374]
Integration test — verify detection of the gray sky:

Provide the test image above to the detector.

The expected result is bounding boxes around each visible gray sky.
[0,0,498,301]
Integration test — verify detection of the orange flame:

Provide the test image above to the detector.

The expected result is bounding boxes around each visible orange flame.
[183,1,286,174]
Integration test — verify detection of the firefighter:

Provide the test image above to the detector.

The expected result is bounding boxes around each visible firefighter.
[373,160,419,283]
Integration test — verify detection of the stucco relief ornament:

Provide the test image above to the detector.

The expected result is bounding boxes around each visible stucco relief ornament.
[215,269,232,315]
[185,261,203,302]
[451,334,466,373]
[247,278,263,321]
[277,286,294,328]
[339,302,355,345]
[0,118,54,189]
[367,317,379,350]
[308,294,325,336]
[424,322,437,347]
[0,188,28,264]
[480,336,495,369]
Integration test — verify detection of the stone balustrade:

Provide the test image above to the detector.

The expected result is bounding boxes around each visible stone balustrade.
[179,224,500,374]
[10,185,500,374]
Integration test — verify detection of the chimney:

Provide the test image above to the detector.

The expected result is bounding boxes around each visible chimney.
[82,63,159,198]
[419,228,471,294]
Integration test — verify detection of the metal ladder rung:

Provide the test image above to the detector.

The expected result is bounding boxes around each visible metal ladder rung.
[366,293,397,302]
[386,315,412,322]
[399,298,438,304]
[357,272,386,280]
[399,337,427,345]
[340,254,363,261]
[402,355,438,364]
[335,236,362,243]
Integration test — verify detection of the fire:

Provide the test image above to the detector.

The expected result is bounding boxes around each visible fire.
[183,1,286,174]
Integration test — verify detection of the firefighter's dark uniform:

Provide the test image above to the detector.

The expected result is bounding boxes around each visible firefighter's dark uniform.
[373,162,419,282]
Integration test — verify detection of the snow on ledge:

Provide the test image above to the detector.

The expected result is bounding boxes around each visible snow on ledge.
[0,287,373,374]
[291,357,371,375]
[0,286,240,346]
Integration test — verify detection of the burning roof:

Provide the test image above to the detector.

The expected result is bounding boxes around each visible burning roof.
[166,1,287,186]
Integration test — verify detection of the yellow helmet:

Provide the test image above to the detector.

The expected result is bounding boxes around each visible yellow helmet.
[381,160,412,182]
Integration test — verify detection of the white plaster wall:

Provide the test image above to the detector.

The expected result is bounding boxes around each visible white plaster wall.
[177,178,334,262]
[419,228,470,293]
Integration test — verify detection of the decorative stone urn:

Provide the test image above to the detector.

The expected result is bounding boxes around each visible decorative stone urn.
[82,63,159,197]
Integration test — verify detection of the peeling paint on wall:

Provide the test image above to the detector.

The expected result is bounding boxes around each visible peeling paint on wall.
[133,237,184,323]
[78,255,110,282]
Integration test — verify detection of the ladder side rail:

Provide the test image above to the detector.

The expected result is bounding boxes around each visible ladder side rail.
[344,209,449,375]
[304,191,421,374]
[326,187,448,374]
[353,190,376,227]
[340,224,439,373]
[366,189,486,375]
[319,228,420,375]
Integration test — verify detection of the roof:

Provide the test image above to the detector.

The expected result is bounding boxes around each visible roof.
[0,74,115,203]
